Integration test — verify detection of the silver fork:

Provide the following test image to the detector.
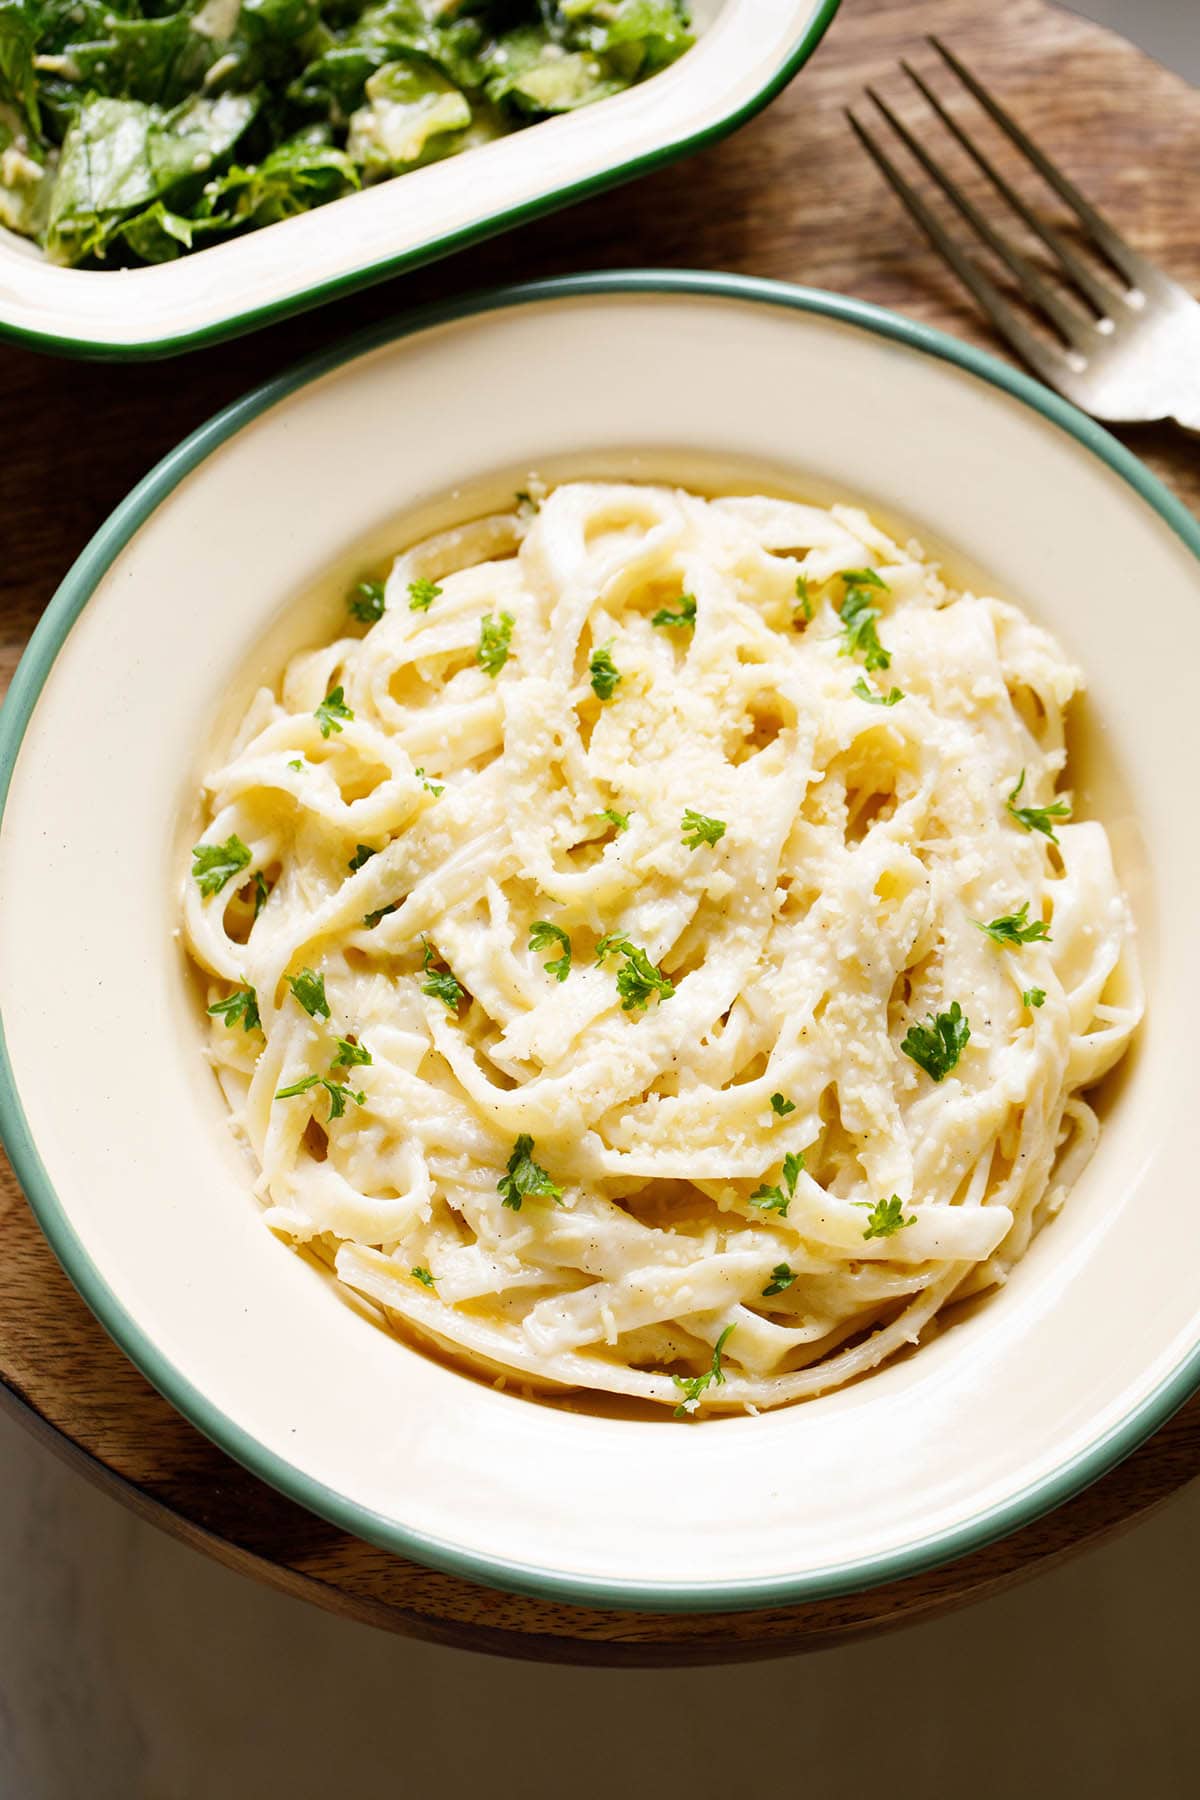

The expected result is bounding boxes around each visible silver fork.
[848,38,1200,433]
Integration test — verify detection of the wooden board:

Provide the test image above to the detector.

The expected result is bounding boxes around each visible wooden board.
[2,0,1198,1663]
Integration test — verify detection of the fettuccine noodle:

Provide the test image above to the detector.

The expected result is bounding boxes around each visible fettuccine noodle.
[182,481,1142,1414]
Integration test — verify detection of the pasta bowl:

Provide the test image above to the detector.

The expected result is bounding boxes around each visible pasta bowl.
[1,274,1198,1611]
[0,0,837,361]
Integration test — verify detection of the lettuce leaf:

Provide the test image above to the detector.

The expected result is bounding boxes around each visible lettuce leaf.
[44,89,258,262]
[0,2,40,133]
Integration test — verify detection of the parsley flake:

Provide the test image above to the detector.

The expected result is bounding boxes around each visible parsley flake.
[207,985,260,1033]
[681,809,726,850]
[901,1002,970,1081]
[853,676,904,706]
[421,937,464,1013]
[749,1151,804,1217]
[287,967,329,1020]
[408,577,442,612]
[191,834,251,897]
[529,920,572,982]
[838,570,891,672]
[859,1194,917,1241]
[1006,770,1072,845]
[348,843,377,873]
[253,871,270,918]
[287,758,303,771]
[274,1072,365,1121]
[769,1092,796,1117]
[414,767,444,797]
[672,1325,734,1418]
[411,1266,435,1288]
[762,1263,797,1297]
[589,643,622,701]
[332,1036,371,1068]
[1023,987,1047,1009]
[314,686,353,738]
[349,580,386,624]
[363,902,399,929]
[651,594,697,631]
[515,490,540,517]
[794,575,813,623]
[976,901,1051,947]
[598,808,630,833]
[594,934,676,1013]
[477,611,514,677]
[497,1134,563,1211]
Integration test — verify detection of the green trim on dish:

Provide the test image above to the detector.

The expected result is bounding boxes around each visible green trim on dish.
[0,0,841,362]
[2,273,1200,1614]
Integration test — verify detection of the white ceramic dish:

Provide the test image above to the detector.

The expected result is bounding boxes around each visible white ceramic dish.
[2,274,1198,1612]
[0,0,838,360]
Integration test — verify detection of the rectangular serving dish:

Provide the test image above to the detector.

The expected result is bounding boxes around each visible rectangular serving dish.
[0,0,839,360]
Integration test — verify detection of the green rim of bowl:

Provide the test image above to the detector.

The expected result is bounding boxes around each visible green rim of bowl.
[2,273,1199,1614]
[0,0,840,362]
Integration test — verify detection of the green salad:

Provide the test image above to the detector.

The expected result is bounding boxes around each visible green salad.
[0,0,692,266]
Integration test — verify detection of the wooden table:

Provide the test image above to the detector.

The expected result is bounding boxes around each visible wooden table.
[2,0,1198,1664]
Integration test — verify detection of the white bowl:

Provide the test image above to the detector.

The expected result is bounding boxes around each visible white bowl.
[0,0,838,360]
[2,275,1199,1612]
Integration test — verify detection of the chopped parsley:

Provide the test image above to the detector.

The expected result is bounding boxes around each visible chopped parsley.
[253,871,270,918]
[408,577,442,612]
[838,570,891,672]
[348,843,377,873]
[497,1134,562,1212]
[207,985,260,1033]
[794,575,813,623]
[1023,987,1047,1009]
[598,808,630,833]
[411,1266,435,1288]
[852,676,904,706]
[349,580,386,624]
[477,611,514,677]
[594,934,676,1013]
[363,901,399,929]
[749,1151,804,1217]
[287,968,329,1020]
[589,644,622,701]
[314,686,353,738]
[762,1263,797,1297]
[976,901,1051,947]
[332,1036,372,1068]
[191,834,251,897]
[651,594,697,631]
[673,1324,734,1418]
[681,809,726,850]
[1006,770,1072,845]
[415,767,444,797]
[515,490,540,517]
[529,920,572,982]
[421,937,464,1013]
[287,758,304,771]
[859,1194,917,1241]
[274,1072,365,1120]
[769,1092,796,1117]
[901,1002,970,1081]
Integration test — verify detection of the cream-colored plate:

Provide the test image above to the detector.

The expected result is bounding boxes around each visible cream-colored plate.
[0,0,837,358]
[2,277,1198,1610]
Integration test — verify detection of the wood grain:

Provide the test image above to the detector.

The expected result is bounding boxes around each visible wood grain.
[2,0,1198,1662]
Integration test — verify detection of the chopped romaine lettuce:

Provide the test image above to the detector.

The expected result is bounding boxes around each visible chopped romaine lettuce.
[0,0,694,265]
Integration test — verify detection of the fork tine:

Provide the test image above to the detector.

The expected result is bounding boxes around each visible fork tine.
[929,37,1146,291]
[845,109,1069,388]
[908,53,1125,319]
[865,85,1095,352]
